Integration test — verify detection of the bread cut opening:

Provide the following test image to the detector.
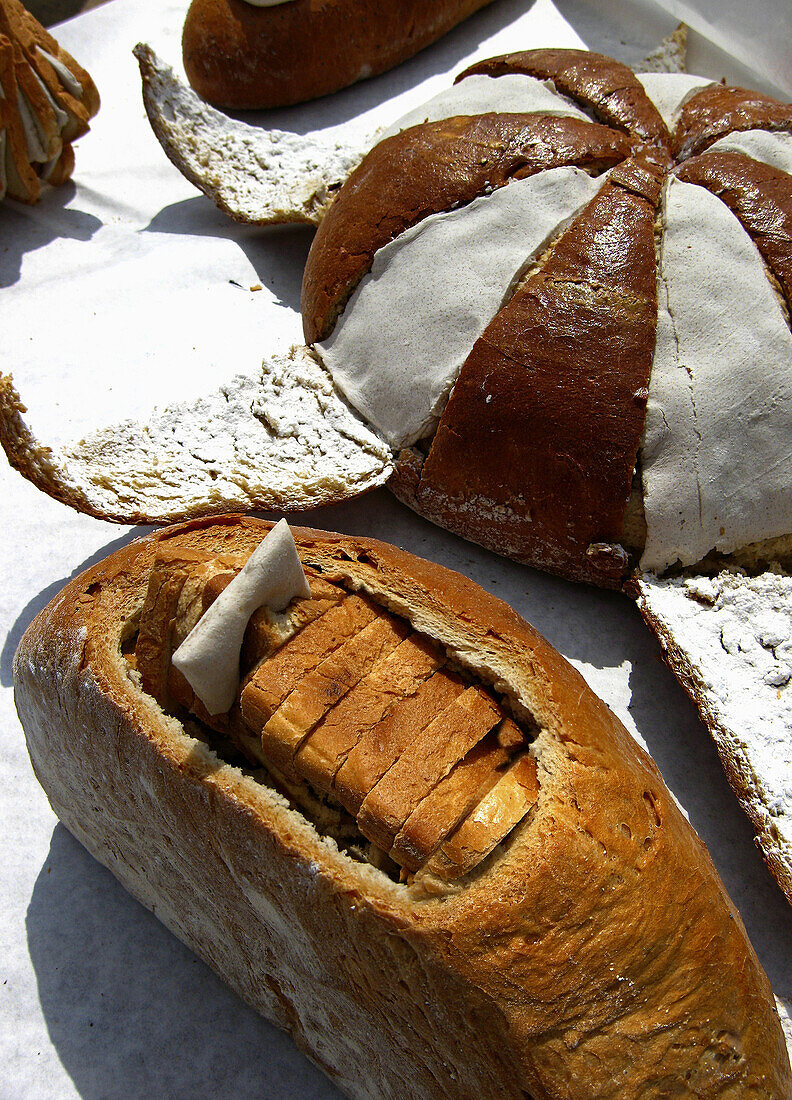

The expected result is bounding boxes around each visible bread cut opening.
[124,549,541,890]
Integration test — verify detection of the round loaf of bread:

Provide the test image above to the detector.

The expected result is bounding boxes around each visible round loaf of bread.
[13,515,791,1097]
[302,49,792,588]
[182,0,497,109]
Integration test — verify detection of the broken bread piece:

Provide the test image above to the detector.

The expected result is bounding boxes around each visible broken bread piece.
[13,516,791,1097]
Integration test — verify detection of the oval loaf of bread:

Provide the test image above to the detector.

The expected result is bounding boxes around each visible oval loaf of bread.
[14,515,791,1098]
[182,0,498,109]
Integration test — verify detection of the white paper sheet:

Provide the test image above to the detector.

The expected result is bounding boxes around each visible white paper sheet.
[2,1,790,1096]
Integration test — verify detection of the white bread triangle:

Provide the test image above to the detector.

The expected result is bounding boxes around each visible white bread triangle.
[0,347,392,523]
[636,568,792,904]
[134,44,368,226]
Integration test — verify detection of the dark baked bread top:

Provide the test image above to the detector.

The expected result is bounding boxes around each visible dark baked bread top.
[182,0,498,109]
[301,49,792,587]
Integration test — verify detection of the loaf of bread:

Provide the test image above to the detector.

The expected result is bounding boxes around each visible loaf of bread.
[0,0,99,202]
[182,0,498,109]
[14,516,791,1098]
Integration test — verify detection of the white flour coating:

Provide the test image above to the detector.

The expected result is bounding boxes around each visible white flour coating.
[318,166,603,450]
[634,72,712,131]
[640,177,792,572]
[380,73,588,140]
[135,46,366,225]
[636,569,792,870]
[777,997,792,1053]
[1,347,392,521]
[708,128,792,175]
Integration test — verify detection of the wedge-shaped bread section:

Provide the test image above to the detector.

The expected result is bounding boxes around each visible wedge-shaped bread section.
[459,49,671,148]
[635,569,792,904]
[0,347,393,523]
[302,113,633,343]
[135,44,366,227]
[426,753,540,880]
[408,154,663,587]
[673,84,792,160]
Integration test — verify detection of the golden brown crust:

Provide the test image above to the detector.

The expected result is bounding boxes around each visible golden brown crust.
[458,48,671,150]
[13,515,790,1098]
[0,0,99,202]
[412,154,663,587]
[301,113,633,343]
[673,84,792,160]
[181,0,497,110]
[676,150,792,311]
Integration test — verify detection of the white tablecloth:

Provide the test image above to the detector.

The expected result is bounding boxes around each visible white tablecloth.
[2,0,790,1094]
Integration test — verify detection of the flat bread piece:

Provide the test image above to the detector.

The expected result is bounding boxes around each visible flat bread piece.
[0,347,393,523]
[636,569,792,904]
[390,734,510,871]
[134,44,368,225]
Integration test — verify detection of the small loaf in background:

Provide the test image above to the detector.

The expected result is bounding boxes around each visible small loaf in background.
[14,516,791,1099]
[182,0,498,109]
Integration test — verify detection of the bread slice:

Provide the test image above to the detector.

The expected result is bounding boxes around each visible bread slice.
[135,44,368,226]
[635,568,792,904]
[0,348,392,522]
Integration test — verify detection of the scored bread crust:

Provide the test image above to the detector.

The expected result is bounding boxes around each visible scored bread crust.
[181,0,497,110]
[14,515,790,1099]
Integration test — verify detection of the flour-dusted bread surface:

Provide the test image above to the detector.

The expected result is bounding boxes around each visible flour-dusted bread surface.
[134,44,365,226]
[0,348,392,523]
[14,516,791,1099]
[636,569,792,904]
